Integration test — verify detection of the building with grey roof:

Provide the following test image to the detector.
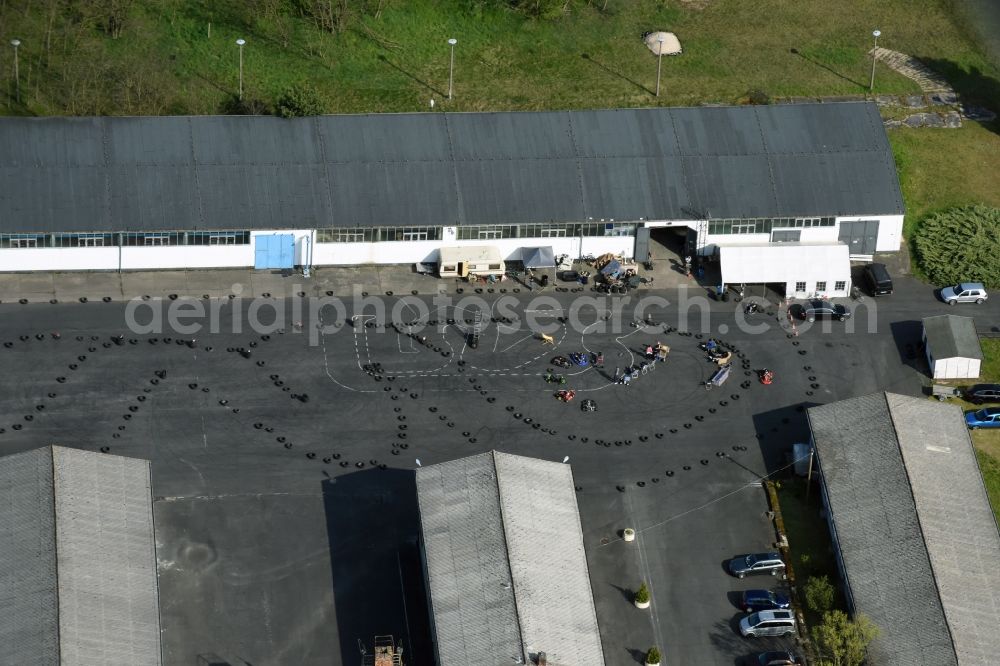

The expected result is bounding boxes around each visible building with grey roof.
[415,450,605,666]
[0,103,902,287]
[807,392,1000,666]
[0,445,162,666]
[923,314,983,379]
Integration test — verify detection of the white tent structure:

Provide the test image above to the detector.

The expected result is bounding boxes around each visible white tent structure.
[521,246,556,269]
[719,242,851,297]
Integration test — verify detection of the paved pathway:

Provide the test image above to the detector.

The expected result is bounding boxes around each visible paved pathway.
[872,47,955,94]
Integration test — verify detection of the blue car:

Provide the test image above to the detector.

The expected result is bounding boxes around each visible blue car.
[966,408,1000,429]
[741,589,791,613]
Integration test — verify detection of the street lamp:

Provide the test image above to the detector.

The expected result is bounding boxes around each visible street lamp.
[10,39,20,104]
[870,30,881,92]
[236,38,246,100]
[447,38,457,100]
[655,36,666,98]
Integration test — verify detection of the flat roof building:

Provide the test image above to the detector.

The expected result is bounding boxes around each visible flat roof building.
[415,450,604,666]
[0,445,162,666]
[808,393,1000,666]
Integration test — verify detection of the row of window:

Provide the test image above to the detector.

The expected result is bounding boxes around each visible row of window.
[1,218,840,249]
[794,281,846,293]
[454,222,636,241]
[315,226,444,243]
[315,223,637,243]
[708,217,835,235]
[0,231,250,248]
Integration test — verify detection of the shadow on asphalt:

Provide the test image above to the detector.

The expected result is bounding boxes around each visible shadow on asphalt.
[889,320,928,375]
[708,615,752,664]
[751,404,817,477]
[323,469,433,666]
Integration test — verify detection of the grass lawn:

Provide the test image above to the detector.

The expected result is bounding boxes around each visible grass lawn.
[970,339,1000,520]
[0,0,995,116]
[890,122,1000,244]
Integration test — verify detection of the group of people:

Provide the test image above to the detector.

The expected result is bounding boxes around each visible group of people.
[643,341,670,362]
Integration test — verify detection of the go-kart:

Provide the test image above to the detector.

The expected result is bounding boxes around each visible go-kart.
[555,390,576,402]
[698,339,721,353]
[581,399,597,412]
[544,372,567,385]
[568,352,589,367]
[551,355,571,368]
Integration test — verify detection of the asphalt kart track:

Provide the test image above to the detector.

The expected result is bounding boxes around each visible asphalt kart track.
[0,289,941,666]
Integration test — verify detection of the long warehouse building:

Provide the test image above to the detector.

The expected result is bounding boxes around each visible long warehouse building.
[0,102,904,296]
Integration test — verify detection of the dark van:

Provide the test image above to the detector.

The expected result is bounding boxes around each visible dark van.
[864,263,893,296]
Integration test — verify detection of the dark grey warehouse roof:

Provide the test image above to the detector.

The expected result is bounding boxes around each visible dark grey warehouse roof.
[416,451,605,666]
[0,446,161,665]
[923,314,983,360]
[0,103,903,233]
[809,393,1000,666]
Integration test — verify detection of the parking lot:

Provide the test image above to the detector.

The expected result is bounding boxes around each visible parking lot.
[0,276,987,665]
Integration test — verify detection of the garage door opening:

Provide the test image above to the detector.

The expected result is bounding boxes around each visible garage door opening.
[648,226,696,267]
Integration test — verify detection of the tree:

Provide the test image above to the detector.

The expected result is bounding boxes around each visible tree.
[634,582,650,604]
[915,205,1000,288]
[804,575,836,613]
[96,0,135,39]
[811,610,879,666]
[276,83,325,118]
[645,646,661,664]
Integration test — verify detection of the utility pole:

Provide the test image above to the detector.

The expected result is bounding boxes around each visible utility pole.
[10,39,21,104]
[655,36,665,97]
[805,447,815,504]
[870,30,881,92]
[236,38,246,101]
[447,38,457,100]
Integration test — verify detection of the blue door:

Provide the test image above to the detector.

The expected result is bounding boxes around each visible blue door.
[254,235,295,269]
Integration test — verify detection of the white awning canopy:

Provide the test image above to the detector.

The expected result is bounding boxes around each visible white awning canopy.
[720,243,850,284]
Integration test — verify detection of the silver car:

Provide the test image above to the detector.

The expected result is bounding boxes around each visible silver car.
[740,609,796,638]
[941,282,988,305]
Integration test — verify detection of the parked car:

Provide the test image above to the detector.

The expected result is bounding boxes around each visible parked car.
[741,589,791,612]
[940,282,988,305]
[800,300,851,323]
[863,262,893,296]
[728,552,785,578]
[752,651,802,666]
[739,609,796,638]
[965,408,1000,429]
[964,384,1000,405]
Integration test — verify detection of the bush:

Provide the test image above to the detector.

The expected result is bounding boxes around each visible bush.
[276,83,325,118]
[804,575,836,613]
[915,205,1000,288]
[811,610,879,666]
[645,646,661,664]
[634,582,650,604]
[219,94,271,116]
